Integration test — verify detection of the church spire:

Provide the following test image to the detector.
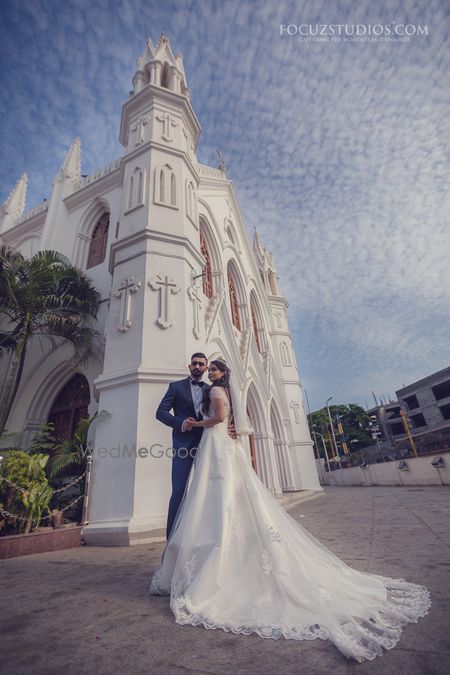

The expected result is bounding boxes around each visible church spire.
[252,227,280,296]
[1,173,27,218]
[120,36,200,153]
[54,138,81,183]
[132,32,190,98]
[253,225,265,259]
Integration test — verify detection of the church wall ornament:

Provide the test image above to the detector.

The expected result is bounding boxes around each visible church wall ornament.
[289,400,301,424]
[156,111,178,142]
[187,276,202,340]
[130,115,151,146]
[149,274,180,329]
[114,276,142,332]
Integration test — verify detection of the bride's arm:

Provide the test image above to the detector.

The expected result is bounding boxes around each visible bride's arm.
[190,389,228,428]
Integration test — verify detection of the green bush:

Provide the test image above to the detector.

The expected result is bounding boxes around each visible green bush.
[0,451,53,535]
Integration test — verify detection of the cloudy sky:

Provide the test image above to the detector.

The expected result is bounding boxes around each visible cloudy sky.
[0,0,449,412]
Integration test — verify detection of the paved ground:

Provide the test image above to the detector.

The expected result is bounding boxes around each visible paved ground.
[1,486,448,675]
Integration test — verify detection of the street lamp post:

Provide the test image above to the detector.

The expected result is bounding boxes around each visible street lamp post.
[326,397,342,470]
[312,425,332,474]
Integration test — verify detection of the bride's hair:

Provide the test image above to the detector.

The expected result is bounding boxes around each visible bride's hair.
[201,359,232,417]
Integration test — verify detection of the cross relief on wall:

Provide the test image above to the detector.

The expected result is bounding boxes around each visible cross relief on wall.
[149,274,180,329]
[114,276,142,332]
[273,311,284,328]
[131,115,150,146]
[182,128,195,159]
[187,280,202,339]
[289,400,301,424]
[156,112,178,142]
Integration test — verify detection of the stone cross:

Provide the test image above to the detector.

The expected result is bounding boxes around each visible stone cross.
[289,400,300,424]
[273,311,283,328]
[217,148,227,172]
[149,274,180,329]
[156,112,178,142]
[131,116,149,146]
[114,276,142,332]
[183,128,195,158]
[187,280,202,339]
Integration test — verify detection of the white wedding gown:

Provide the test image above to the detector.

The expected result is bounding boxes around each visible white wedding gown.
[149,387,431,663]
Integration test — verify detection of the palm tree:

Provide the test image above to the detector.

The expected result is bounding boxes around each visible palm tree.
[0,245,103,437]
[46,410,110,481]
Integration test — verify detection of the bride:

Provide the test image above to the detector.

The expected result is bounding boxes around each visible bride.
[149,359,431,663]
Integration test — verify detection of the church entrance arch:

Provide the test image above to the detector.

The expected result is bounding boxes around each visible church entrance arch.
[47,373,90,441]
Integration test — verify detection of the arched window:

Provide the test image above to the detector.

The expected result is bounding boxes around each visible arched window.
[161,62,170,88]
[251,299,263,353]
[247,406,258,472]
[228,268,241,331]
[47,373,90,441]
[87,213,109,269]
[280,341,292,366]
[137,169,143,204]
[200,229,213,298]
[186,181,196,223]
[155,164,177,208]
[127,168,144,211]
[128,175,134,209]
[159,169,165,202]
[171,172,176,205]
[187,182,192,217]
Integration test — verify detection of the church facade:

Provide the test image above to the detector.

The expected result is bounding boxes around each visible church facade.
[0,35,321,545]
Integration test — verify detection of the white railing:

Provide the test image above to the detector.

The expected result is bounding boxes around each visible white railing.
[75,158,122,190]
[195,163,226,180]
[15,202,48,225]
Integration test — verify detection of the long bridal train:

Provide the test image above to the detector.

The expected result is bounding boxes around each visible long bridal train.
[149,388,431,663]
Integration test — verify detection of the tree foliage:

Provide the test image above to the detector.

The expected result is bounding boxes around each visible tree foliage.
[309,403,375,455]
[0,245,103,437]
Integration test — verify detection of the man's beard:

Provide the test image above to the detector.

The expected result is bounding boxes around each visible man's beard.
[192,369,201,377]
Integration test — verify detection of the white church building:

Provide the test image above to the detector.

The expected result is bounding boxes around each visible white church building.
[0,34,321,545]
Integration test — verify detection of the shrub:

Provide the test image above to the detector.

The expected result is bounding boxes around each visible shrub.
[0,451,53,535]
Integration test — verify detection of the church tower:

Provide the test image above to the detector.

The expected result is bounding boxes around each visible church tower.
[84,34,205,545]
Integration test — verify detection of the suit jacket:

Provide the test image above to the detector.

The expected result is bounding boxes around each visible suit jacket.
[155,377,205,450]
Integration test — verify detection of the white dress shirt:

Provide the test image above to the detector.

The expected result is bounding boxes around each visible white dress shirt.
[189,378,205,417]
[181,378,206,432]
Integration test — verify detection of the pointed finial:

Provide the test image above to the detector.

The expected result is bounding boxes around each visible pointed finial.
[2,173,28,216]
[253,225,264,255]
[55,138,81,182]
[63,138,81,179]
[216,148,226,172]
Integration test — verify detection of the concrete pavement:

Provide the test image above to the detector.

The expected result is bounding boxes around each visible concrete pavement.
[0,485,448,675]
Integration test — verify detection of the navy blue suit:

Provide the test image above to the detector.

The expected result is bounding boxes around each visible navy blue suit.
[156,377,205,538]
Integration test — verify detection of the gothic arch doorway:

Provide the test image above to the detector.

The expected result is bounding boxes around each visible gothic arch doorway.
[47,373,90,441]
[245,383,271,484]
[246,405,258,472]
[270,399,294,491]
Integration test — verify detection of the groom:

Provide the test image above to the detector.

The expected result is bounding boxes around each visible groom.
[156,352,236,539]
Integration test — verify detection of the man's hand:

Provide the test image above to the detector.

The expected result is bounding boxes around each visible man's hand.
[227,423,237,439]
[182,417,197,432]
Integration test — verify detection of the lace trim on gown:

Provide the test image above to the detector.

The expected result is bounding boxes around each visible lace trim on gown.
[154,572,431,663]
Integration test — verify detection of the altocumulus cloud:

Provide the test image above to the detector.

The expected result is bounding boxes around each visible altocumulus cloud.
[0,0,448,410]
